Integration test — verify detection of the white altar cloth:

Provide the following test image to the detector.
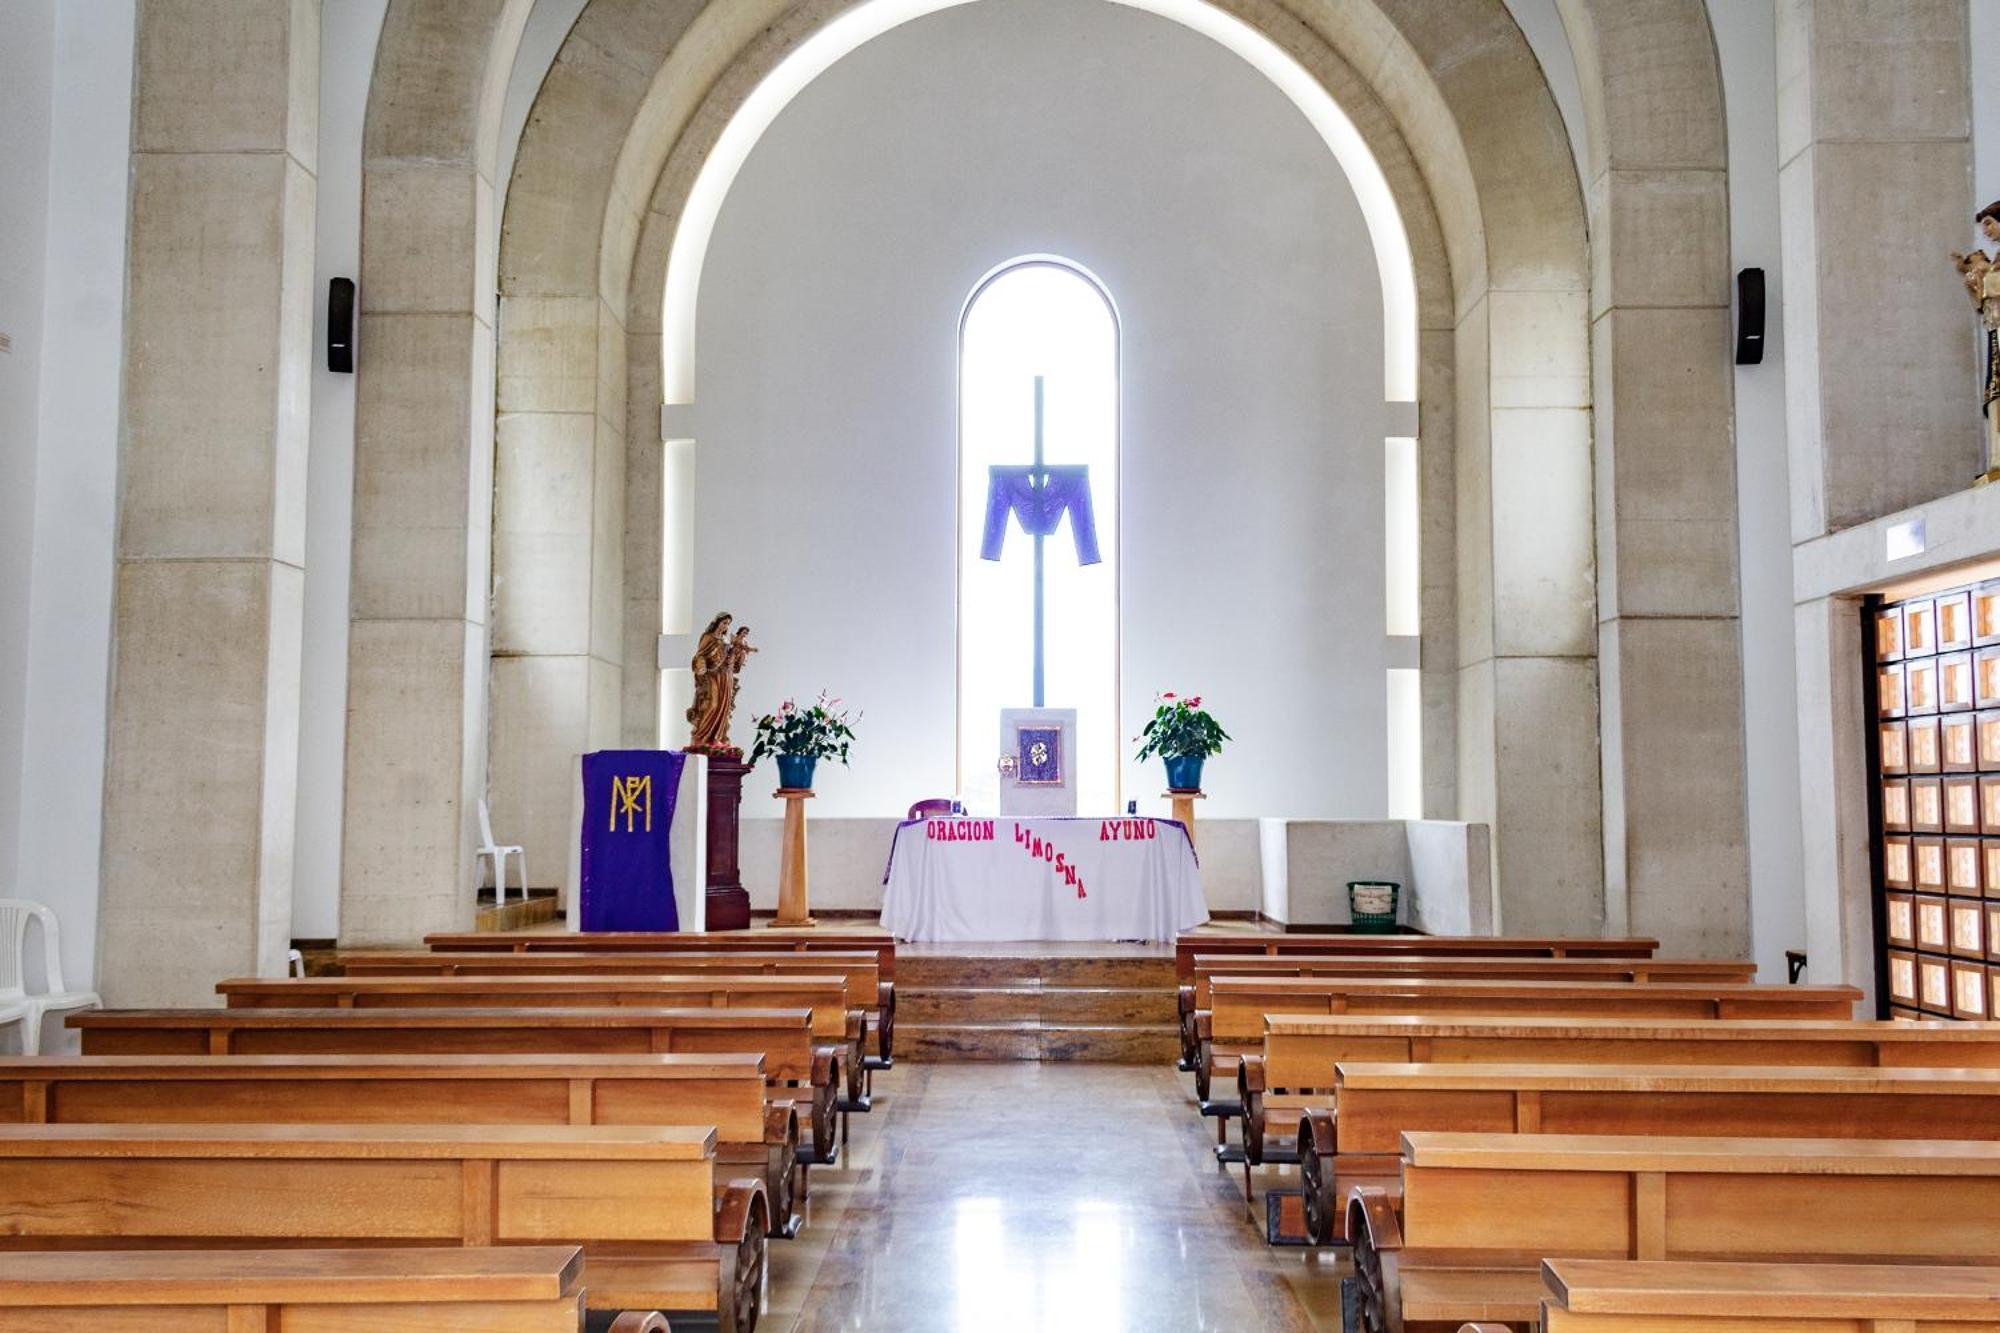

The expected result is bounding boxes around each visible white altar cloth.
[880,815,1207,942]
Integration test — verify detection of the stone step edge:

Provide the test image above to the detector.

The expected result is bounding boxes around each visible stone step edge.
[896,985,1174,995]
[900,1021,1179,1033]
[892,976,1168,984]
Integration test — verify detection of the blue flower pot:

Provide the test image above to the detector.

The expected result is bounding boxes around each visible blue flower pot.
[776,754,818,791]
[1163,755,1204,793]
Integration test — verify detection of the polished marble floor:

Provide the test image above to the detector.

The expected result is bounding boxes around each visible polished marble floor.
[765,1063,1347,1332]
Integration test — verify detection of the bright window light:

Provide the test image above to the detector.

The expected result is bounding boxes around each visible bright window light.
[958,260,1119,813]
[1386,667,1422,819]
[1385,436,1419,637]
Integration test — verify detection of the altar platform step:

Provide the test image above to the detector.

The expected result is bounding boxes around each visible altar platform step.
[895,951,1179,1063]
[475,889,559,932]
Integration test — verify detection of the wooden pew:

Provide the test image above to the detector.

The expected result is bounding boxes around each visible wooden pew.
[424,930,898,1068]
[1178,954,1758,1071]
[0,1122,765,1333]
[216,973,871,1113]
[1532,1257,2000,1331]
[1195,976,1861,1100]
[1173,933,1659,982]
[1240,1013,2000,1169]
[71,1006,842,1165]
[1299,1061,2000,1246]
[429,929,895,977]
[0,1050,802,1240]
[345,947,895,1067]
[1346,1132,2000,1333]
[0,1246,625,1331]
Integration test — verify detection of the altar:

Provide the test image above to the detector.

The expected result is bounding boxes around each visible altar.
[880,814,1207,942]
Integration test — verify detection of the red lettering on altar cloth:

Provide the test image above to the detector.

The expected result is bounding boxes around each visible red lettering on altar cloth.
[1006,822,1087,899]
[927,819,995,842]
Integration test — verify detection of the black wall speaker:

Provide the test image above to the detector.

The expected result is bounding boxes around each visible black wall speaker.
[1735,267,1765,365]
[327,277,356,374]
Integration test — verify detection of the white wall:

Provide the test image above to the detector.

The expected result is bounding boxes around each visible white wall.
[0,1,57,916]
[694,0,1386,826]
[4,2,134,992]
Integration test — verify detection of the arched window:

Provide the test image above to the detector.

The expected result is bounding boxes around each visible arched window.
[958,259,1120,812]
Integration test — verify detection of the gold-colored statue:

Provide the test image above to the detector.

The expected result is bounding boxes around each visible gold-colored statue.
[1953,201,2000,480]
[687,612,756,753]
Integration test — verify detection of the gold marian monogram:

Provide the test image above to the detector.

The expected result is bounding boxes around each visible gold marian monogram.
[610,774,652,832]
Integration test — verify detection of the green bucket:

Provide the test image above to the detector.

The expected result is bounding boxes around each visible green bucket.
[1347,880,1401,934]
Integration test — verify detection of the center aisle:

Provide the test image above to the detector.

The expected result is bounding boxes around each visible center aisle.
[766,1063,1345,1331]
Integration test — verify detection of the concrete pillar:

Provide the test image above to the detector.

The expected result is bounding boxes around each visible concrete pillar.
[1455,291,1606,935]
[1554,0,1750,957]
[488,6,651,881]
[99,0,318,1003]
[341,0,530,945]
[1780,0,1977,537]
[1792,594,1875,1003]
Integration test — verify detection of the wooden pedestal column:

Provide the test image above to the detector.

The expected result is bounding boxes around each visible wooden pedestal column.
[774,788,816,927]
[702,756,751,930]
[1166,790,1205,855]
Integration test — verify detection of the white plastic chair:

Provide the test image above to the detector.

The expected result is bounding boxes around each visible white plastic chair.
[0,900,100,1056]
[477,800,527,904]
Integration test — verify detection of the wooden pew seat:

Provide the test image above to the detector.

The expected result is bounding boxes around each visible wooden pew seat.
[1193,977,1861,1102]
[0,1051,803,1240]
[428,929,895,973]
[0,1246,607,1331]
[342,947,896,1067]
[218,973,870,1113]
[1292,1061,2000,1245]
[69,1006,842,1166]
[1239,1014,2000,1175]
[1537,1257,2000,1328]
[1173,934,1660,982]
[418,930,899,1067]
[0,1122,765,1332]
[1347,1132,2000,1333]
[1176,954,1759,1070]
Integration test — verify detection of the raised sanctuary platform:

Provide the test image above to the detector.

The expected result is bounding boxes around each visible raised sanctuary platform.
[896,944,1180,1062]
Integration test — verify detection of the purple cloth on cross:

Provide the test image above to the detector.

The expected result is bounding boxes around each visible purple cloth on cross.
[980,465,1101,565]
[579,749,686,931]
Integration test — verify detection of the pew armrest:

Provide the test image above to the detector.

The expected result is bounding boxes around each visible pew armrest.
[607,1314,671,1333]
[872,980,895,1066]
[1347,1184,1403,1254]
[715,1178,768,1246]
[764,1100,797,1149]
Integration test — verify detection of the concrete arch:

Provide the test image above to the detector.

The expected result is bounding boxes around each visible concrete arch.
[477,0,1601,936]
[341,0,535,945]
[334,0,1760,945]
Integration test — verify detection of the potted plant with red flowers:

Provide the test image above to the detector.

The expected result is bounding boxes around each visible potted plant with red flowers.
[748,691,858,791]
[1134,692,1229,793]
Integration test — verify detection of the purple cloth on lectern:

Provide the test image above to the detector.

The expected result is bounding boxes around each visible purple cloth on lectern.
[579,749,686,931]
[980,465,1101,565]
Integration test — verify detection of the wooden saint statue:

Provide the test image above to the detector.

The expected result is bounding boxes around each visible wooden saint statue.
[687,612,754,752]
[1953,201,2000,479]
